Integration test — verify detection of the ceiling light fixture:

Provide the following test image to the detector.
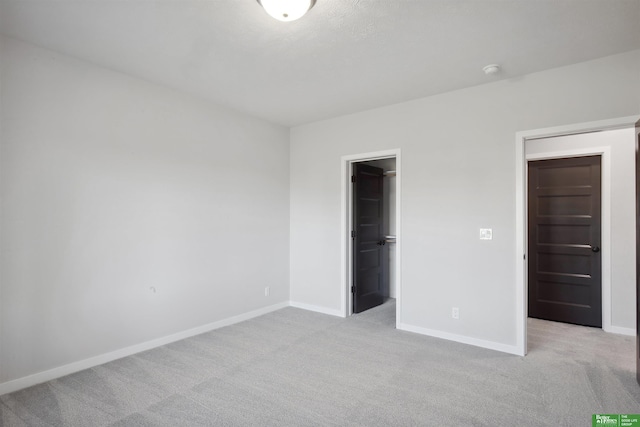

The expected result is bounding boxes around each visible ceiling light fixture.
[257,0,317,22]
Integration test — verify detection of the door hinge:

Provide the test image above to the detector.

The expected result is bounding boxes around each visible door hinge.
[351,230,356,239]
[351,175,356,183]
[523,254,526,260]
[351,286,355,294]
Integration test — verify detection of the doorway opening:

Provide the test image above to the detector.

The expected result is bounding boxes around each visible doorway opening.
[341,149,401,325]
[525,139,612,356]
[515,116,639,356]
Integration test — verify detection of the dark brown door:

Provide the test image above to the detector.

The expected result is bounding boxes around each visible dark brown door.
[528,156,602,327]
[352,163,385,313]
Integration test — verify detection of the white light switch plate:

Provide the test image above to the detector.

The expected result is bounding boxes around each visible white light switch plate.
[479,228,493,240]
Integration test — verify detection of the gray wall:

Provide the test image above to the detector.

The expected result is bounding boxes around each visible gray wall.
[290,50,640,351]
[0,37,290,386]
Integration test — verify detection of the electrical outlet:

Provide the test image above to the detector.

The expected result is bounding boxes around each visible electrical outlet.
[452,307,459,319]
[264,286,270,297]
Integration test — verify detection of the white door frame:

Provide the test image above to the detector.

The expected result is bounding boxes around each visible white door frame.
[341,149,402,326]
[514,115,639,356]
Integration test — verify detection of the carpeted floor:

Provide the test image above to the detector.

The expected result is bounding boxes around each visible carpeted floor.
[1,300,638,426]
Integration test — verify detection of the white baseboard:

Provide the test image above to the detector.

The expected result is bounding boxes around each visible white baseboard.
[397,323,523,356]
[605,325,636,336]
[289,301,345,318]
[0,301,289,397]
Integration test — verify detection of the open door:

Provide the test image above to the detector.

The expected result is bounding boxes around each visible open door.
[352,163,386,313]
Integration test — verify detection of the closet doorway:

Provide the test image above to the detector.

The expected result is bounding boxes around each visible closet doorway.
[341,150,401,322]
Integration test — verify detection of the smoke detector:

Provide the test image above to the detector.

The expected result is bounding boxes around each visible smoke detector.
[483,64,501,75]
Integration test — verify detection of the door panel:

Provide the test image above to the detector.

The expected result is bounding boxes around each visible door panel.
[528,156,602,327]
[353,163,385,313]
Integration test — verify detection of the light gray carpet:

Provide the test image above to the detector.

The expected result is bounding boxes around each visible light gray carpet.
[1,300,639,426]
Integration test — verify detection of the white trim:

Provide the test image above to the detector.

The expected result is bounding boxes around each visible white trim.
[397,323,521,356]
[526,147,612,334]
[289,301,345,317]
[515,131,527,356]
[0,301,289,396]
[340,149,402,325]
[607,326,636,336]
[517,116,640,141]
[515,115,640,357]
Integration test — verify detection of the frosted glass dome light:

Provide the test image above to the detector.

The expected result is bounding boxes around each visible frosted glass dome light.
[257,0,317,22]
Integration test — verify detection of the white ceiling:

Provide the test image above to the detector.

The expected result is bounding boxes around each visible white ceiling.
[1,0,639,127]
